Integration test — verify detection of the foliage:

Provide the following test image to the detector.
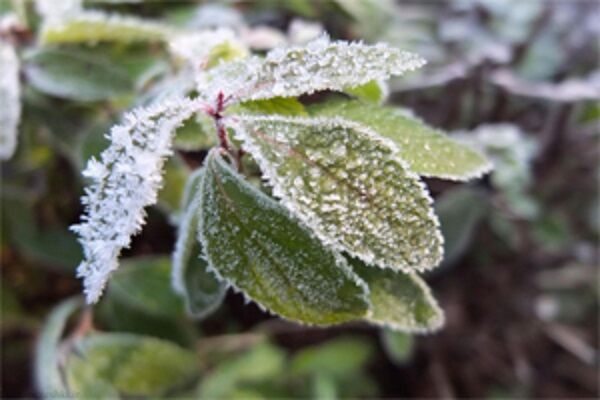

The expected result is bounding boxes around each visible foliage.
[2,0,596,398]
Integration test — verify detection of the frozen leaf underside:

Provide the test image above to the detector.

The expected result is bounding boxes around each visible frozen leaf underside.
[199,151,369,324]
[232,115,443,272]
[201,35,425,102]
[349,257,444,332]
[0,39,21,160]
[71,97,201,304]
[172,168,227,319]
[310,100,492,180]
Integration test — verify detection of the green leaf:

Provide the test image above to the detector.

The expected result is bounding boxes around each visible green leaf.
[172,168,227,319]
[65,333,199,398]
[2,199,81,272]
[436,187,488,267]
[35,297,83,398]
[380,329,414,365]
[349,257,444,332]
[198,342,285,399]
[309,100,492,180]
[233,115,443,273]
[312,374,338,400]
[199,150,369,325]
[107,256,185,319]
[23,48,135,101]
[291,336,374,378]
[173,113,218,151]
[157,154,190,214]
[233,97,308,117]
[344,80,387,104]
[40,11,173,44]
[98,292,197,348]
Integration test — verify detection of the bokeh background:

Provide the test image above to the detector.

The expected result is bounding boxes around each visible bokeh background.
[1,0,599,398]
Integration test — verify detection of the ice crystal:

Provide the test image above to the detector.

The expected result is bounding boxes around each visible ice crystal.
[201,35,425,103]
[0,38,21,160]
[71,97,201,303]
[230,115,444,273]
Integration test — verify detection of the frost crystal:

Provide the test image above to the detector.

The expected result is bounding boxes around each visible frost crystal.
[201,35,425,103]
[231,115,444,273]
[0,38,21,160]
[71,97,200,303]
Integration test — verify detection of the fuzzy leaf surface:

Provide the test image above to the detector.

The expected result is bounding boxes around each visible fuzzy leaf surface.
[172,168,227,319]
[350,257,444,332]
[199,151,369,325]
[309,100,492,180]
[233,115,443,272]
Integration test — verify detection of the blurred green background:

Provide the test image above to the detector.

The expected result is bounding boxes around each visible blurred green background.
[1,0,598,398]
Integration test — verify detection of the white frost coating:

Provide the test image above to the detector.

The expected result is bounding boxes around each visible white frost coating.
[71,97,201,304]
[201,35,426,103]
[169,28,246,67]
[229,114,444,273]
[0,39,21,160]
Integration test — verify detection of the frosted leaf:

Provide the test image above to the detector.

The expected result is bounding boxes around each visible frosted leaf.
[172,168,227,319]
[0,38,21,160]
[169,28,248,68]
[198,150,369,325]
[71,97,201,304]
[40,10,173,44]
[201,35,425,102]
[231,115,443,273]
[349,257,444,333]
[310,100,492,180]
